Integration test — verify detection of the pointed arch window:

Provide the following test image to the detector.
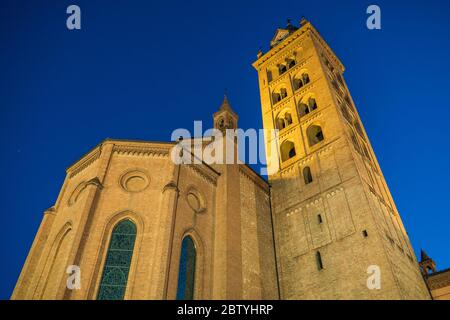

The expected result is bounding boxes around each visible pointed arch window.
[308,97,317,111]
[288,59,296,69]
[176,236,197,300]
[307,125,324,147]
[299,102,310,117]
[275,111,293,131]
[278,64,287,75]
[280,140,296,162]
[97,219,137,300]
[298,96,318,117]
[273,87,288,104]
[302,73,310,85]
[294,72,310,91]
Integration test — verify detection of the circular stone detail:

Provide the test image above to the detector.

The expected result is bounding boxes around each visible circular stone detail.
[187,193,201,211]
[186,189,206,213]
[120,170,149,193]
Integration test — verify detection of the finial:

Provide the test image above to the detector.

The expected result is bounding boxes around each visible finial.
[420,249,431,261]
[257,47,263,59]
[300,16,308,26]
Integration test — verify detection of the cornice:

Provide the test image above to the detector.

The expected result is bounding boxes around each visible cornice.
[186,164,219,186]
[253,23,345,72]
[253,25,311,68]
[239,165,269,194]
[68,147,101,178]
[113,144,170,157]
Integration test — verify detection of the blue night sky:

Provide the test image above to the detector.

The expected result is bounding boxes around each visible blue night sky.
[1,0,449,299]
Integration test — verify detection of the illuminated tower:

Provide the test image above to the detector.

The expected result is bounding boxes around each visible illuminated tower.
[253,18,430,299]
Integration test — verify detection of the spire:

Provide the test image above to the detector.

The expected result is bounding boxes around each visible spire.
[219,94,235,113]
[300,16,308,26]
[213,94,238,133]
[419,249,437,275]
[286,19,297,32]
[421,249,431,262]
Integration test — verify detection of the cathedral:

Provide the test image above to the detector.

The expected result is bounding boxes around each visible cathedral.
[12,18,435,300]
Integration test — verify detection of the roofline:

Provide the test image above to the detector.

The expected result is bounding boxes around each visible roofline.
[66,138,176,172]
[252,21,345,72]
[65,138,269,188]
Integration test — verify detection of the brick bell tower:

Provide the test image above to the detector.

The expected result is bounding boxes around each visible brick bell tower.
[252,18,431,299]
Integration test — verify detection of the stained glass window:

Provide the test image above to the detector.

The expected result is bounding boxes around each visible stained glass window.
[97,219,137,300]
[176,236,196,300]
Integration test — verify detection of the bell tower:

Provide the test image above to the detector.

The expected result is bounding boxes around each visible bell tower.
[213,95,238,134]
[253,18,431,299]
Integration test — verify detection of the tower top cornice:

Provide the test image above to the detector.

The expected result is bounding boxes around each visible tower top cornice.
[252,19,345,73]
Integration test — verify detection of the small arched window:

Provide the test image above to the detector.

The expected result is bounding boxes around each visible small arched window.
[275,111,293,131]
[276,117,285,130]
[303,166,313,184]
[176,236,197,300]
[280,140,296,162]
[298,96,318,118]
[97,219,137,300]
[308,97,317,111]
[302,73,310,85]
[288,59,296,69]
[272,87,288,104]
[294,72,310,91]
[295,79,304,90]
[285,112,292,126]
[279,64,287,75]
[307,125,324,147]
[299,103,309,117]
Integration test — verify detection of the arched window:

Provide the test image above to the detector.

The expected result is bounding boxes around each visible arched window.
[275,111,293,131]
[302,73,310,85]
[97,219,137,300]
[294,72,310,91]
[307,125,324,147]
[280,140,296,162]
[272,87,288,104]
[295,78,304,90]
[288,59,296,69]
[276,117,285,130]
[299,102,309,117]
[303,166,313,184]
[176,236,196,300]
[308,97,317,111]
[285,112,292,126]
[278,64,287,75]
[298,96,318,118]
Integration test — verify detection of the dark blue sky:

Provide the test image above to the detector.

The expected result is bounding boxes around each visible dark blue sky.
[1,0,449,299]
